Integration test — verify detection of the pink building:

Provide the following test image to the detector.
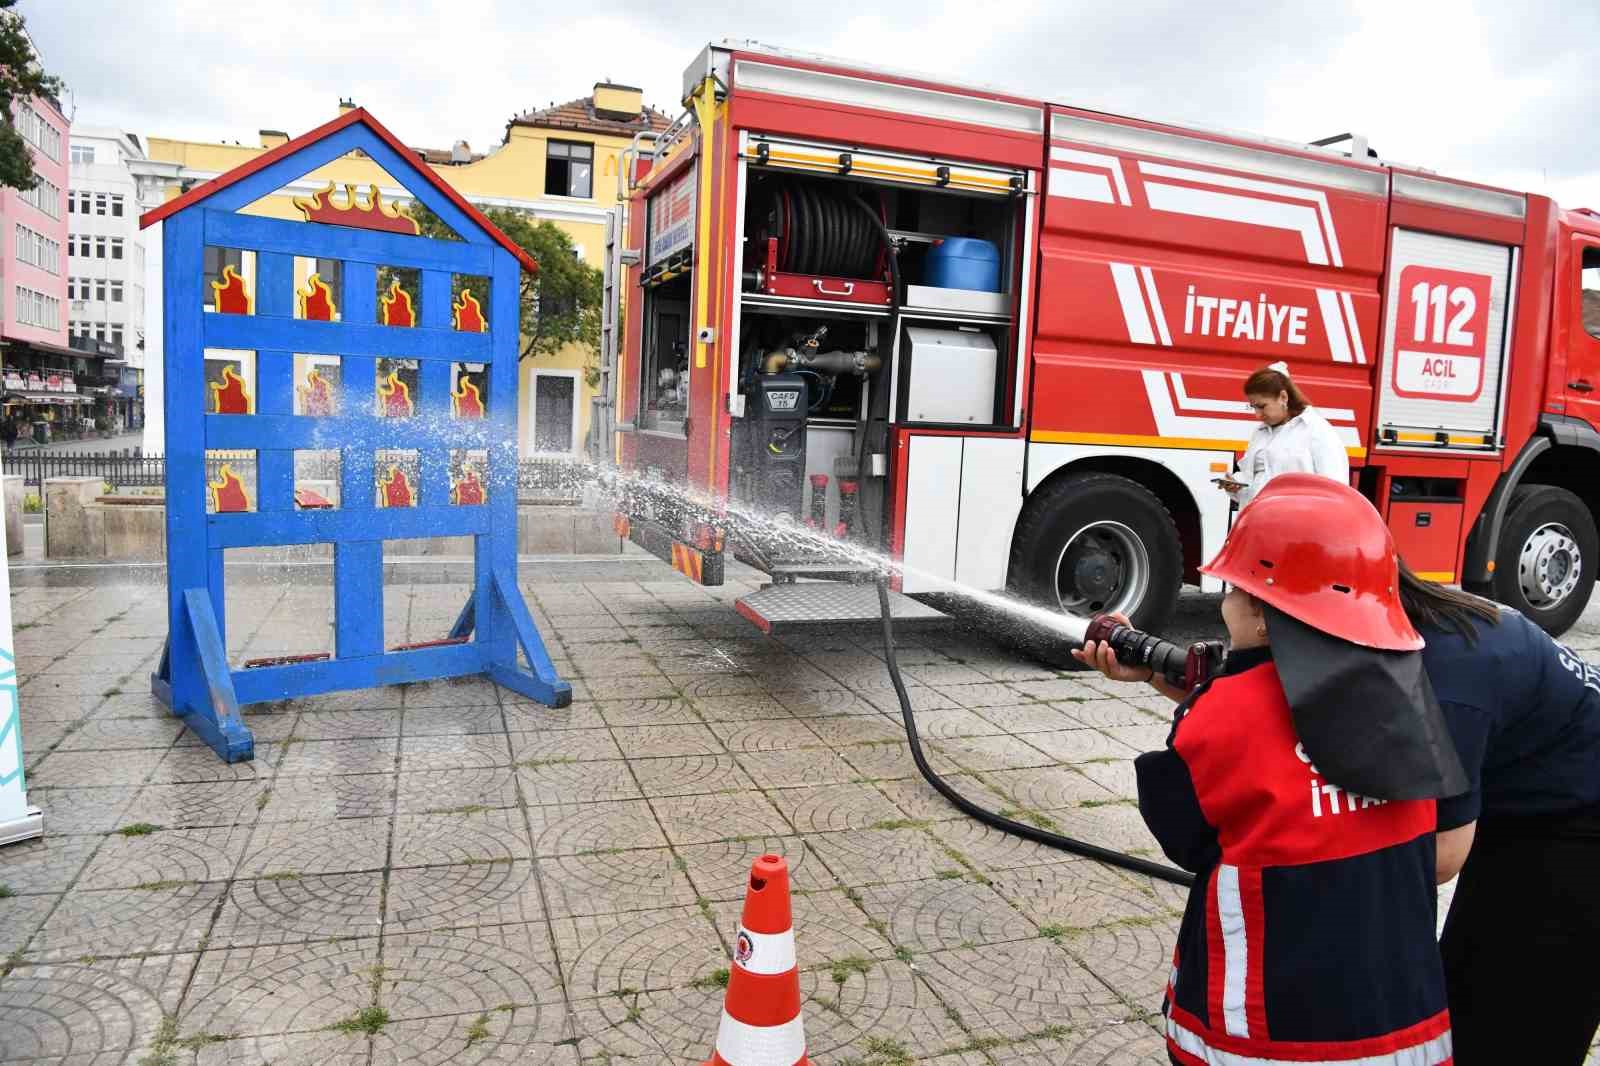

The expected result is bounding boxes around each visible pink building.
[0,92,83,442]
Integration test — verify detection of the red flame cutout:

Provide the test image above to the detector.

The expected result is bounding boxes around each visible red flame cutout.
[299,367,336,416]
[451,467,486,506]
[379,465,414,508]
[292,181,421,235]
[209,365,252,415]
[453,289,487,332]
[377,371,414,418]
[209,464,251,513]
[297,273,337,321]
[211,265,252,315]
[380,280,415,327]
[452,376,484,419]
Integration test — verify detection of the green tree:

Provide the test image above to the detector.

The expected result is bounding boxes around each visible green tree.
[0,2,64,193]
[410,203,602,381]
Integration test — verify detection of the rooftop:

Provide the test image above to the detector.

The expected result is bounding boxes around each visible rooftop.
[509,93,673,140]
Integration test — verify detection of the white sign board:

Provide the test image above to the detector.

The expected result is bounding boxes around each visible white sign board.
[1376,229,1514,449]
[647,165,697,267]
[0,481,42,846]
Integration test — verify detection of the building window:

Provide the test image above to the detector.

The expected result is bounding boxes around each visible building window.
[531,372,578,453]
[16,104,61,162]
[94,279,106,302]
[16,286,60,330]
[110,280,123,303]
[70,143,94,164]
[94,193,108,216]
[22,178,61,219]
[545,140,593,199]
[94,236,106,258]
[15,224,59,274]
[110,193,124,217]
[93,322,105,341]
[111,325,123,348]
[111,237,124,260]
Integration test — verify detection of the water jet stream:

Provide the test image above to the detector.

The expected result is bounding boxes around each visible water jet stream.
[578,457,1191,885]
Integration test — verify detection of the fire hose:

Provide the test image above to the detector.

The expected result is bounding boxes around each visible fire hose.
[875,577,1213,887]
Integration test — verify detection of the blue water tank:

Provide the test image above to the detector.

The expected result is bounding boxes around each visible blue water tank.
[925,237,1001,292]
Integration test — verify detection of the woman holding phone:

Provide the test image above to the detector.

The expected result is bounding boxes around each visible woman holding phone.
[1221,362,1349,504]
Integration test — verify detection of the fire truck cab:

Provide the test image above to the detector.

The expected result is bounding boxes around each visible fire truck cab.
[604,40,1600,641]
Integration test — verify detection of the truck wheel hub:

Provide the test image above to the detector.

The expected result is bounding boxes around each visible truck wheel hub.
[1519,522,1582,609]
[1054,521,1150,617]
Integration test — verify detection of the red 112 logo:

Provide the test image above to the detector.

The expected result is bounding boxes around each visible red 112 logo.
[1393,265,1493,402]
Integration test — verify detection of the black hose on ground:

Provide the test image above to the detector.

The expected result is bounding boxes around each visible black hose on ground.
[875,578,1196,888]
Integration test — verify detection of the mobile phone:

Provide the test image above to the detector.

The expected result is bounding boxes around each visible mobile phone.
[1212,477,1243,489]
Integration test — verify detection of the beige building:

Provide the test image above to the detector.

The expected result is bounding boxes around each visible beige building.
[139,83,670,456]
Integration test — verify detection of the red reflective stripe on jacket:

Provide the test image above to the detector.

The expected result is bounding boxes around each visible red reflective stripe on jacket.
[1167,1004,1452,1063]
[1206,866,1227,1035]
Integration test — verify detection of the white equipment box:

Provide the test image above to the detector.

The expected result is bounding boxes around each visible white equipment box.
[904,326,998,424]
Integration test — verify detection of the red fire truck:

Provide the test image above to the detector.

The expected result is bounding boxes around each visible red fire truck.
[604,40,1600,640]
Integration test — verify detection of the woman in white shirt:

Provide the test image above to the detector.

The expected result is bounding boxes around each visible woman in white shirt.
[1224,362,1348,506]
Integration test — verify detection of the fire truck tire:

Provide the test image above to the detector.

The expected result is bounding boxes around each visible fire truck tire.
[1489,483,1598,637]
[1008,473,1182,664]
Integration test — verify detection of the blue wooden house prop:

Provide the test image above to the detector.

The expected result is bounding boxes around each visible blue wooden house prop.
[141,108,570,762]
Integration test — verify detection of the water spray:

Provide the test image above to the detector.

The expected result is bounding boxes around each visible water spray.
[585,457,1204,885]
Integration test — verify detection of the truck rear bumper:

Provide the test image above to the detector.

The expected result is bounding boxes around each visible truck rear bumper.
[613,512,725,586]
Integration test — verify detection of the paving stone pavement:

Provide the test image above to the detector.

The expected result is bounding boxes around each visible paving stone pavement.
[4,558,1600,1065]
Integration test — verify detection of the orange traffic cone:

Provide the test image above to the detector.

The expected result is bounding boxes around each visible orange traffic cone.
[702,854,809,1066]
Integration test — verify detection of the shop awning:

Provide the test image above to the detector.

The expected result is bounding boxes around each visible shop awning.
[1,391,92,405]
[3,337,95,361]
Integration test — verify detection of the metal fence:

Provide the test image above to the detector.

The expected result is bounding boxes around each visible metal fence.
[7,449,164,488]
[7,449,588,503]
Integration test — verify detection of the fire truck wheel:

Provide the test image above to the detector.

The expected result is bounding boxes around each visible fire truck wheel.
[1491,484,1598,637]
[1008,473,1182,663]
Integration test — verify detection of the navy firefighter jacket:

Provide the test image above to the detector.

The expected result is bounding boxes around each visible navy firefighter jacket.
[1134,646,1453,1066]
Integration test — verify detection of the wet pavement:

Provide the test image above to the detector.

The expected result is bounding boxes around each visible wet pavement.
[2,555,1598,1065]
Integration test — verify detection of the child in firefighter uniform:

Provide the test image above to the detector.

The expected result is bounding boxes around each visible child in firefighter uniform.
[1079,474,1464,1066]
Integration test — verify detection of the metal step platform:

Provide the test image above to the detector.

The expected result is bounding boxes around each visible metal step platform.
[766,560,882,582]
[735,582,949,634]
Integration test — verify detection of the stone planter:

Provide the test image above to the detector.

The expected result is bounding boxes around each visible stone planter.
[3,475,22,556]
[44,477,107,558]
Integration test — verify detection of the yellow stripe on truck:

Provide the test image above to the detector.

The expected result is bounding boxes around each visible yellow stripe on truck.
[1391,431,1488,448]
[1030,429,1368,459]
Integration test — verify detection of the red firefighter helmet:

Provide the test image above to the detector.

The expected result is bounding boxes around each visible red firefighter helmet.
[1199,473,1422,651]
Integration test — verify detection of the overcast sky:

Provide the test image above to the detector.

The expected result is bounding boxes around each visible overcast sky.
[24,1,1599,207]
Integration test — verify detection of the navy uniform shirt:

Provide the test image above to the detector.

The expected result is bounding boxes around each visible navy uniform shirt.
[1422,607,1600,831]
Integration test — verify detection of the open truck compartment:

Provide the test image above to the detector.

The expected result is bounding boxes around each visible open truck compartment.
[727,145,1027,577]
[621,122,1032,627]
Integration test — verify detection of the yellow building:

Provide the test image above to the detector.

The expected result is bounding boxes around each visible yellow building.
[140,84,670,456]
